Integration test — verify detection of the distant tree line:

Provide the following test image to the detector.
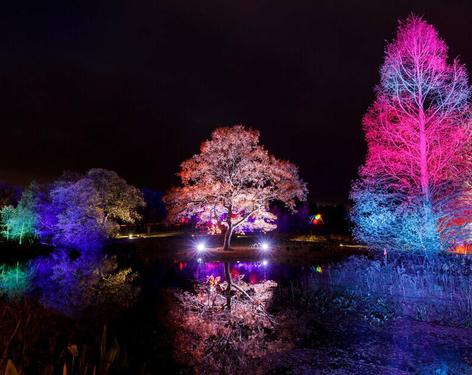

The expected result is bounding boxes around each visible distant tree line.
[0,168,145,250]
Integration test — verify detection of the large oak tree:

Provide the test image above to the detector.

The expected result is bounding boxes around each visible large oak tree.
[164,125,307,250]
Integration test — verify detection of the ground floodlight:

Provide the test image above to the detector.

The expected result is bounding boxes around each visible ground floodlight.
[261,242,269,251]
[196,242,206,252]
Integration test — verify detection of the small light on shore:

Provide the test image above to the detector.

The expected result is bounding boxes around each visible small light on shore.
[261,242,270,251]
[262,259,268,266]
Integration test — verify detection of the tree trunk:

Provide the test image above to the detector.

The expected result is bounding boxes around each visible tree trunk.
[19,222,24,245]
[224,261,232,309]
[223,227,233,250]
[419,109,430,204]
[223,206,233,251]
[418,108,437,252]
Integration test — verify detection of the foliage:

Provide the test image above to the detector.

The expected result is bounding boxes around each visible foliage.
[351,16,472,253]
[164,125,307,249]
[38,169,145,250]
[171,278,291,373]
[350,187,442,252]
[0,305,135,375]
[86,169,145,229]
[0,188,38,245]
[4,360,19,375]
[304,253,472,326]
[46,178,106,250]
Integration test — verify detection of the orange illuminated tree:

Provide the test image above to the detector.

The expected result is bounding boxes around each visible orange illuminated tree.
[164,125,307,250]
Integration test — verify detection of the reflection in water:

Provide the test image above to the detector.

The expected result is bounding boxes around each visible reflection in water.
[32,250,140,316]
[171,272,283,373]
[175,260,270,285]
[0,262,31,298]
[175,259,306,286]
[0,250,140,317]
[1,252,304,317]
[1,251,472,373]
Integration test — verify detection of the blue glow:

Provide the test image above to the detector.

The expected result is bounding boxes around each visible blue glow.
[350,186,442,253]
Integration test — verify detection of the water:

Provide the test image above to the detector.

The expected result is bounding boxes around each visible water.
[0,248,318,316]
[2,248,472,374]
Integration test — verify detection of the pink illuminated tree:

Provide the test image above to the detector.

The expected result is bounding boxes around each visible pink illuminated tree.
[351,16,472,252]
[164,125,307,250]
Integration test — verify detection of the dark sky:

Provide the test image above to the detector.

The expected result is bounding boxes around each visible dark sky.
[1,0,472,203]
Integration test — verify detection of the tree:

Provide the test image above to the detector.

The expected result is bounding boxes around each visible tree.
[0,188,38,245]
[164,125,307,250]
[38,169,145,249]
[86,168,146,236]
[351,16,472,253]
[46,177,105,250]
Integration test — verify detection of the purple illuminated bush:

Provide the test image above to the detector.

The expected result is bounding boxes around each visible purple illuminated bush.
[36,168,145,250]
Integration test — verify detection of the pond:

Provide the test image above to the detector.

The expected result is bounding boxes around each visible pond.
[0,249,319,315]
[1,248,472,374]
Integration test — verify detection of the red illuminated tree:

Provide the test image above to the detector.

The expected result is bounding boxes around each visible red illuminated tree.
[164,125,307,250]
[351,16,472,252]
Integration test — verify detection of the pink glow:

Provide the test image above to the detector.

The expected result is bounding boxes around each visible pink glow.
[352,16,472,251]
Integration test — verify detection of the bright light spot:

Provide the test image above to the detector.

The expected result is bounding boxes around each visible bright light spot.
[196,242,206,252]
[262,259,268,266]
[261,242,269,251]
[315,266,323,273]
[197,257,202,263]
[128,234,133,239]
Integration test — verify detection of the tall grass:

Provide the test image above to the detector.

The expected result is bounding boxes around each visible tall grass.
[305,253,472,326]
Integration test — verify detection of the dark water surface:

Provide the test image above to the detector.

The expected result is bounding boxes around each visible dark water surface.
[0,248,320,373]
[1,249,315,312]
[2,248,472,374]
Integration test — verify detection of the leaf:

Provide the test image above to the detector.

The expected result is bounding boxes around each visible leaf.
[4,360,19,375]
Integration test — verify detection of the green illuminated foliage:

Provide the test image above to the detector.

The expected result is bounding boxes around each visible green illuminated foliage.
[0,189,37,245]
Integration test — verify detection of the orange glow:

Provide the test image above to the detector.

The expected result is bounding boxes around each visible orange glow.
[453,244,472,255]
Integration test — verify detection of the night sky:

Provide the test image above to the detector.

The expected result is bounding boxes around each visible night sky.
[1,0,472,203]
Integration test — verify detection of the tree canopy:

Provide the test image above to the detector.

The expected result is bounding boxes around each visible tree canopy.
[1,188,38,245]
[164,125,307,249]
[351,16,472,252]
[38,168,145,250]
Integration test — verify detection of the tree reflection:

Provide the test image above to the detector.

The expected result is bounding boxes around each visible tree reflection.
[32,249,140,317]
[170,269,293,373]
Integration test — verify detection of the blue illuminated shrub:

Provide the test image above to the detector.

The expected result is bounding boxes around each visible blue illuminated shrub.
[350,185,441,253]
